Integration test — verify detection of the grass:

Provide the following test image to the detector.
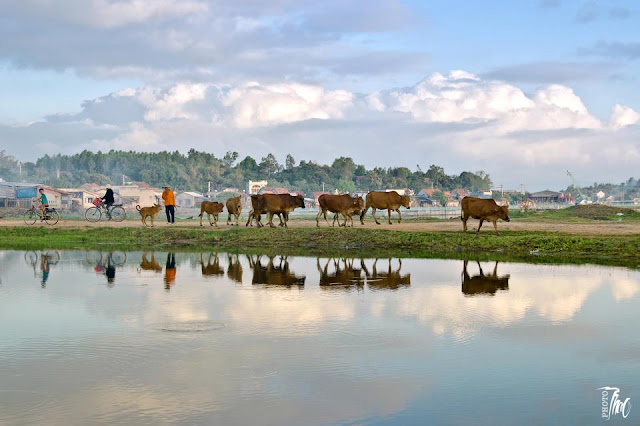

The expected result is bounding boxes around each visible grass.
[511,204,640,223]
[1,225,639,269]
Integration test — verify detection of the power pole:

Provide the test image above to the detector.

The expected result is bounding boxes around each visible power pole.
[208,181,211,193]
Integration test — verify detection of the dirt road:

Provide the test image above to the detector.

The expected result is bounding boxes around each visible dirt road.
[2,217,639,235]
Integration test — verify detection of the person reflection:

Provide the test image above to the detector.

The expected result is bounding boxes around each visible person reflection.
[317,258,364,291]
[164,252,176,290]
[226,254,243,283]
[40,254,50,288]
[140,252,162,273]
[105,256,116,287]
[461,260,510,296]
[362,258,410,291]
[248,255,305,287]
[201,253,224,277]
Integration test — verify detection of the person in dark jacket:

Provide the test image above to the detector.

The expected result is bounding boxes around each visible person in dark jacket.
[102,186,115,219]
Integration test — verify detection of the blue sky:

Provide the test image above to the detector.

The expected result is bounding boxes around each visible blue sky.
[0,0,639,189]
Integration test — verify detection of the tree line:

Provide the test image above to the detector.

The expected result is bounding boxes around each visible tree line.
[0,149,495,195]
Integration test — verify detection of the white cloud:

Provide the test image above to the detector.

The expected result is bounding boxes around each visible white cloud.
[137,83,209,122]
[610,104,640,129]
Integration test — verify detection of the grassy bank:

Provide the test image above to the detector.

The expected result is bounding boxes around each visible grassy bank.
[1,226,639,268]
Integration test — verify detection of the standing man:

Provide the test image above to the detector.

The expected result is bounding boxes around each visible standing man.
[162,184,176,224]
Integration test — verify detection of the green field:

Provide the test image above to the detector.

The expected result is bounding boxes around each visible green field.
[1,225,639,269]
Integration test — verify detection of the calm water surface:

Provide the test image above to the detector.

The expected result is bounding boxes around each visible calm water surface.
[0,250,638,425]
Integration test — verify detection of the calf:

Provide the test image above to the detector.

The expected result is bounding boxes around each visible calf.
[226,196,242,226]
[199,201,224,226]
[316,194,364,227]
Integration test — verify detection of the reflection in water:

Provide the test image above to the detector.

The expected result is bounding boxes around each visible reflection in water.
[139,252,163,273]
[226,254,243,284]
[248,255,306,287]
[200,253,224,277]
[24,251,60,287]
[317,258,364,291]
[362,258,411,291]
[164,252,176,290]
[461,260,510,296]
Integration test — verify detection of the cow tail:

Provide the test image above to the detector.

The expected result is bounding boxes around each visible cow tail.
[136,205,141,211]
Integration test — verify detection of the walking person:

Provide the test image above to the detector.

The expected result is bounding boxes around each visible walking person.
[162,184,176,224]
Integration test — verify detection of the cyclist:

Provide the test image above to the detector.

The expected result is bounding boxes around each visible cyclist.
[38,188,49,219]
[101,186,115,219]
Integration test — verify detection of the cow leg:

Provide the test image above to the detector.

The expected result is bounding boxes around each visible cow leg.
[316,209,323,227]
[245,211,252,227]
[283,212,289,228]
[387,208,393,225]
[492,220,500,235]
[372,208,380,225]
[342,212,348,227]
[227,212,232,225]
[492,261,498,277]
[462,213,469,232]
[477,261,484,276]
[359,207,368,225]
[267,212,276,228]
[477,219,484,234]
[236,213,240,226]
[214,214,219,227]
[396,208,402,223]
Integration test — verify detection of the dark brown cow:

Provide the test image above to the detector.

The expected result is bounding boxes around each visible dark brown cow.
[200,253,224,277]
[199,201,224,226]
[316,194,364,227]
[461,261,510,296]
[260,193,305,228]
[362,258,411,291]
[460,197,510,234]
[248,255,306,286]
[360,191,411,225]
[226,196,242,226]
[245,194,283,227]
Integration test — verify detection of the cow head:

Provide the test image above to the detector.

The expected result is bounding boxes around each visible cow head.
[356,197,365,210]
[401,195,411,209]
[499,205,510,221]
[235,196,241,204]
[296,194,305,208]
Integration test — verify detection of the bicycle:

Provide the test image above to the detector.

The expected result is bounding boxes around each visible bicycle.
[23,202,60,225]
[85,250,127,266]
[85,200,126,223]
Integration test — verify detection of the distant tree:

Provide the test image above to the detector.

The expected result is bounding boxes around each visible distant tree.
[259,153,281,177]
[432,190,449,207]
[285,154,296,170]
[223,151,239,168]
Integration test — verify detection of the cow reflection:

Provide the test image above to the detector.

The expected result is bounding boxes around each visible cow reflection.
[227,254,243,283]
[248,255,305,287]
[201,253,225,277]
[362,259,410,291]
[461,260,510,296]
[139,252,162,273]
[317,258,364,291]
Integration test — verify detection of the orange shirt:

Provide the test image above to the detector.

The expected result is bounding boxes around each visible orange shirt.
[162,189,176,206]
[164,267,176,285]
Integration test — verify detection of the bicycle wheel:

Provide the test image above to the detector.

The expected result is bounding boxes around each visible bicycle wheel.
[110,251,127,266]
[110,206,126,222]
[85,206,102,222]
[23,209,37,225]
[45,210,59,225]
[44,250,61,265]
[24,251,38,266]
[86,251,103,265]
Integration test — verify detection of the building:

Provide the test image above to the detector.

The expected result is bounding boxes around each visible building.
[112,183,162,209]
[41,186,72,210]
[247,180,268,195]
[176,191,205,208]
[258,187,290,195]
[60,188,102,210]
[0,182,40,208]
[529,190,563,203]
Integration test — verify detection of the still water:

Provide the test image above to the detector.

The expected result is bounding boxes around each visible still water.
[0,250,638,425]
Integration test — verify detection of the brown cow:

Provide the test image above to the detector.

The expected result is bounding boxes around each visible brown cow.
[461,260,510,296]
[245,194,283,227]
[199,201,224,226]
[316,194,364,227]
[360,191,411,225]
[260,193,305,228]
[318,258,364,291]
[226,196,242,226]
[460,197,510,234]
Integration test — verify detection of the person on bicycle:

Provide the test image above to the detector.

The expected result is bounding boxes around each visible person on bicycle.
[38,188,49,219]
[101,186,115,218]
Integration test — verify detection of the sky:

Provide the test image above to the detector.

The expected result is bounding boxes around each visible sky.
[0,0,639,191]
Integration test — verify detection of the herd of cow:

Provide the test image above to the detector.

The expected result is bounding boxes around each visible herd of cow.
[198,190,511,233]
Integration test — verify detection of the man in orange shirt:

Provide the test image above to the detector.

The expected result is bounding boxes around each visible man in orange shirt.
[162,184,176,224]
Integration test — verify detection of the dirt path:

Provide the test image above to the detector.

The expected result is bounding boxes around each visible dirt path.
[2,217,640,235]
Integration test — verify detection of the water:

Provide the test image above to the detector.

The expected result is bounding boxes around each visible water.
[0,251,638,425]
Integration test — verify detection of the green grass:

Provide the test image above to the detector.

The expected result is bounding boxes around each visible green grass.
[1,226,639,269]
[511,204,640,223]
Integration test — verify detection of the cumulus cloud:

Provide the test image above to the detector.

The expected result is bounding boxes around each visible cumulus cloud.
[1,72,639,190]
